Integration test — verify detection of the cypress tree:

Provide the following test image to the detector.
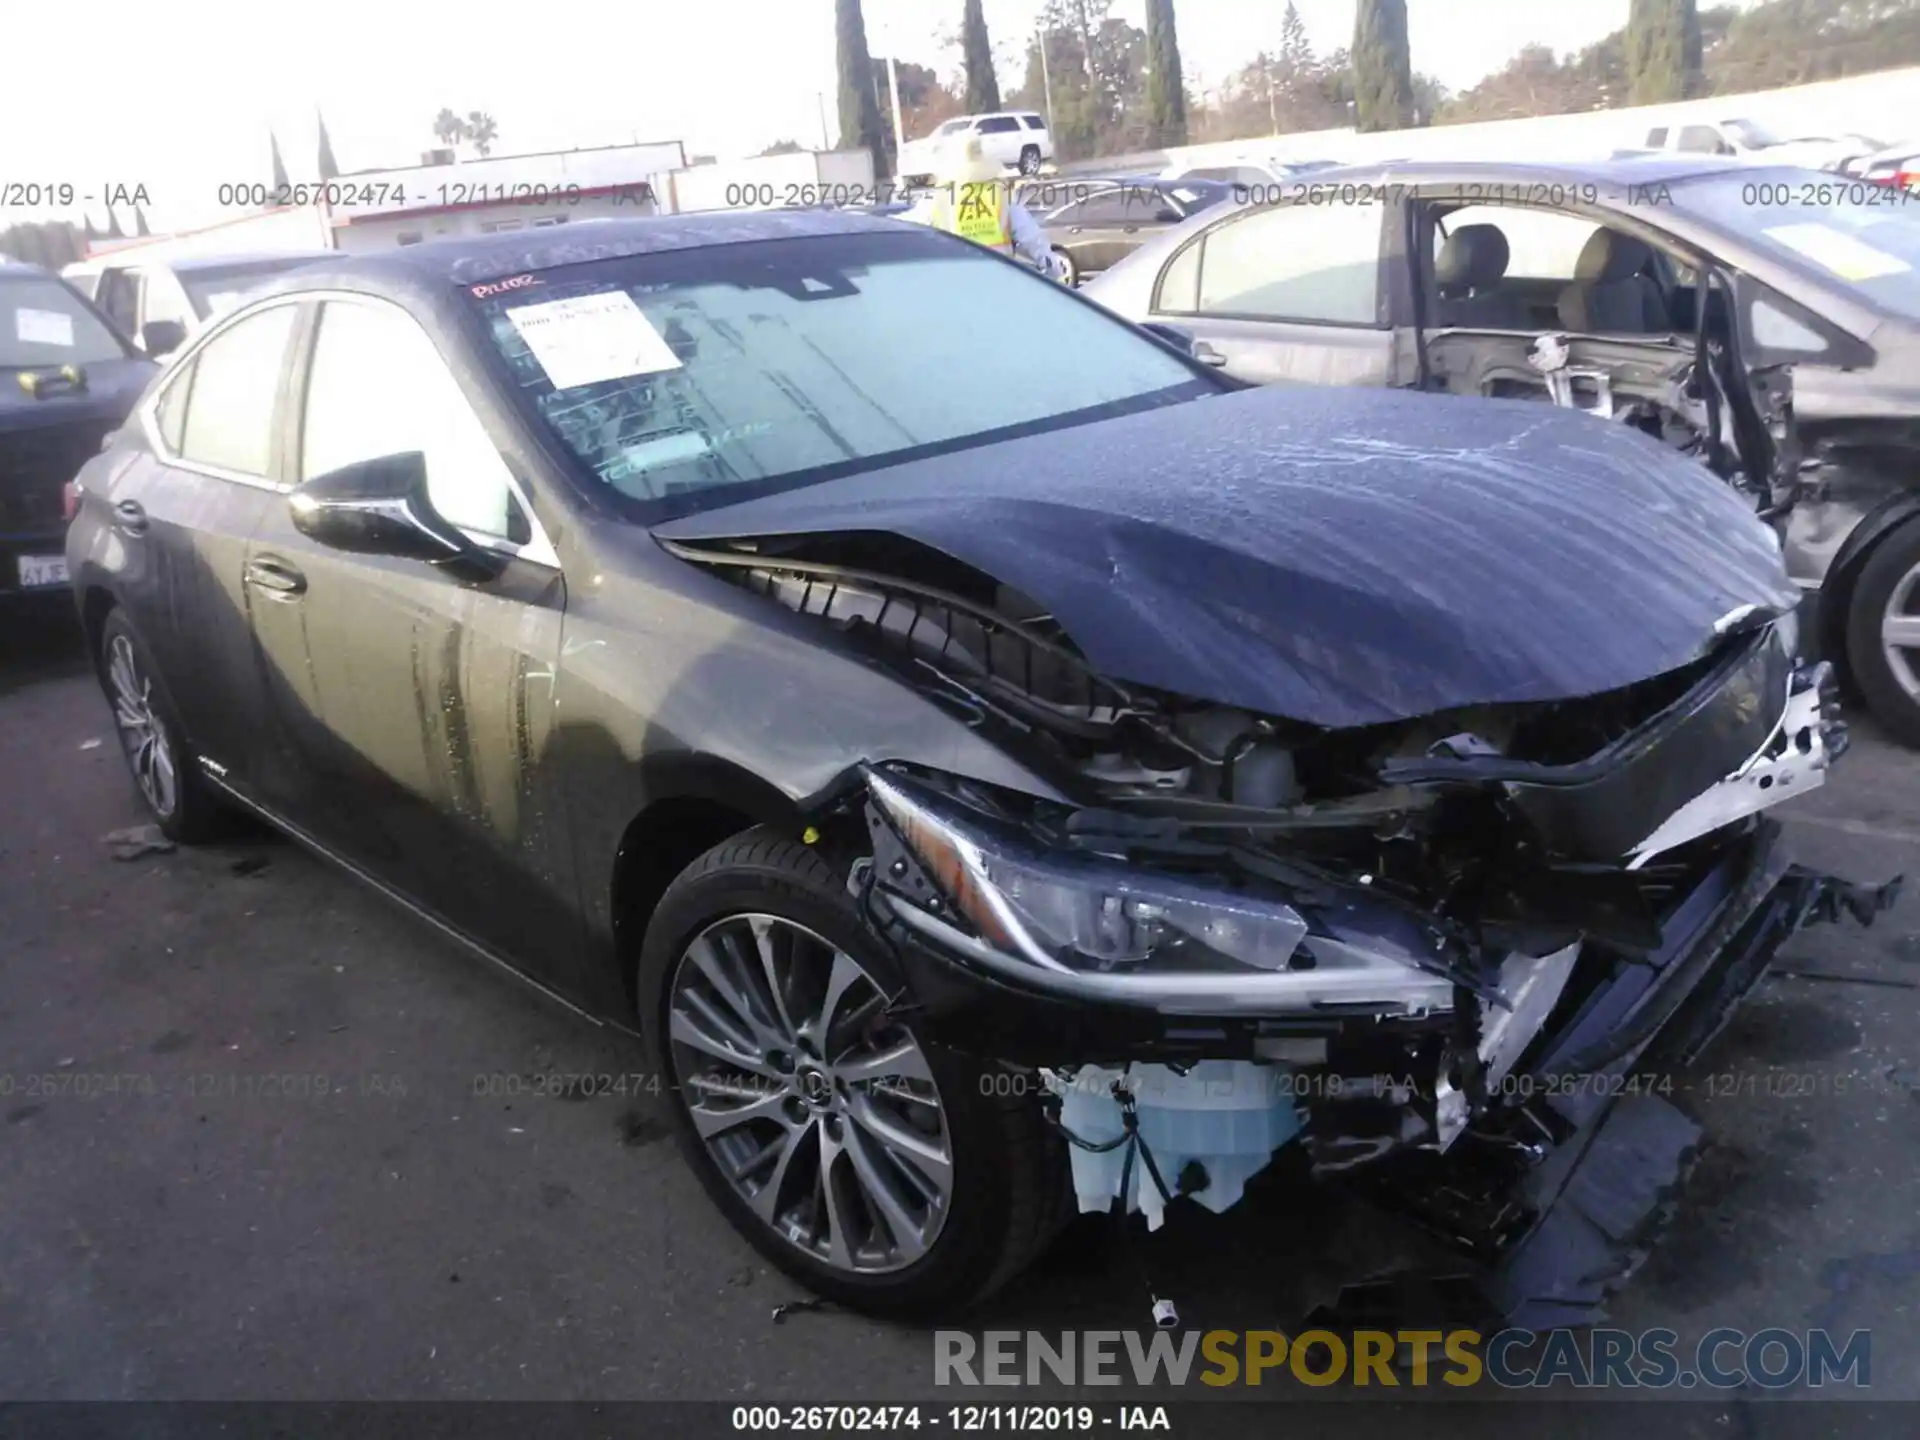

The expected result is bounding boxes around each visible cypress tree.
[1144,0,1189,148]
[836,0,890,176]
[1352,0,1415,133]
[317,111,341,181]
[961,0,1002,114]
[1626,0,1703,104]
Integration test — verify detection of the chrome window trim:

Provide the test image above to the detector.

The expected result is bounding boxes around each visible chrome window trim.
[138,287,561,570]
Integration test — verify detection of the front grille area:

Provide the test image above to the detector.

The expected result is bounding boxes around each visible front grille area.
[1,420,113,533]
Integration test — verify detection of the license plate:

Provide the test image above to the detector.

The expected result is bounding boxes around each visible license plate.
[16,554,69,589]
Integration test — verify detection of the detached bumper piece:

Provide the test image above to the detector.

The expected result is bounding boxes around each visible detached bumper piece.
[1357,830,1899,1329]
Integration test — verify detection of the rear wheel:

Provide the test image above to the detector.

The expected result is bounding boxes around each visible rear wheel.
[638,828,1068,1317]
[1053,247,1079,287]
[1018,145,1043,176]
[1845,517,1920,748]
[96,608,228,843]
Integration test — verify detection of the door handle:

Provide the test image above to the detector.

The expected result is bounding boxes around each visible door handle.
[243,556,307,597]
[112,498,149,534]
[1191,341,1230,367]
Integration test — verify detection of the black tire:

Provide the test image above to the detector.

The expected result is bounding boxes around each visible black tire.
[1018,146,1043,176]
[637,827,1069,1318]
[1844,517,1920,749]
[95,607,229,844]
[1054,247,1079,287]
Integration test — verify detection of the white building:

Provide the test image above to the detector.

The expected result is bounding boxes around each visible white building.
[80,140,885,267]
[321,140,686,251]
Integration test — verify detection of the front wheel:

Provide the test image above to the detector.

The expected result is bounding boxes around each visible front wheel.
[1053,247,1079,287]
[1845,517,1920,748]
[637,829,1068,1317]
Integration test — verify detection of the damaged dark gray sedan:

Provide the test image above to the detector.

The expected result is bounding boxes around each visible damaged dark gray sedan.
[65,212,1898,1323]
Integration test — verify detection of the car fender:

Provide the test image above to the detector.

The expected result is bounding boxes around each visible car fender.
[1814,485,1920,672]
[551,548,1075,1017]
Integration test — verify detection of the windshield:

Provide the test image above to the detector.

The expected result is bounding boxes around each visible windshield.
[178,258,330,319]
[1169,181,1233,213]
[0,273,129,368]
[1671,171,1920,321]
[471,229,1216,521]
[934,119,971,137]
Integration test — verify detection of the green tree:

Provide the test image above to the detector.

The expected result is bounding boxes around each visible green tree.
[269,132,291,191]
[1352,0,1415,131]
[432,108,465,150]
[1144,0,1188,147]
[1279,1,1311,73]
[105,209,126,240]
[465,111,499,158]
[961,0,1002,112]
[1626,0,1703,103]
[316,110,341,180]
[835,0,889,176]
[134,207,152,237]
[1,220,86,266]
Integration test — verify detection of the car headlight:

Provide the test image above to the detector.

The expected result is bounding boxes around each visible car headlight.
[864,767,1310,977]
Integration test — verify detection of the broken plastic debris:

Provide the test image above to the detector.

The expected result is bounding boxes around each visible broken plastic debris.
[78,739,103,751]
[103,825,175,861]
[770,1297,831,1323]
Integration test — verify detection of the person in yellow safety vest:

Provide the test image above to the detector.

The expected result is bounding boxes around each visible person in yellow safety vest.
[902,136,1070,282]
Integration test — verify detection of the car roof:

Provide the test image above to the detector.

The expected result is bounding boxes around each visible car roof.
[166,250,337,272]
[250,209,907,292]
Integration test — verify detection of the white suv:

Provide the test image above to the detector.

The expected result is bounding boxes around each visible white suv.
[898,112,1053,182]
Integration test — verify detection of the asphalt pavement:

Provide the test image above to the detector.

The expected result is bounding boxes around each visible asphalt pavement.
[5,610,1920,1423]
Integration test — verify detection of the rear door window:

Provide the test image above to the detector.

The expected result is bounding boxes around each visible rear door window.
[177,304,298,478]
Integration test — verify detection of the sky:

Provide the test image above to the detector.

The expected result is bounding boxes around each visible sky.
[1,0,1636,234]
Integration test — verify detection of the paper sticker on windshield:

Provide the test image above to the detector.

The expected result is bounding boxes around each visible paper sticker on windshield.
[1763,223,1912,282]
[17,308,75,347]
[504,291,681,389]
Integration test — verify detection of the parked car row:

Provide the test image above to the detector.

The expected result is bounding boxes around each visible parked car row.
[62,250,335,360]
[2,249,340,606]
[51,205,1896,1326]
[1639,116,1884,170]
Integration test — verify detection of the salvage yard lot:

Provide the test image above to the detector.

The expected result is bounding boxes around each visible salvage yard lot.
[6,613,1920,1412]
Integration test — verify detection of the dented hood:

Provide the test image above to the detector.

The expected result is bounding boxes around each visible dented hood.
[653,385,1798,729]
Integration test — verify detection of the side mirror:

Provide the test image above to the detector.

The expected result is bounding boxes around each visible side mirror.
[141,319,187,357]
[1153,208,1182,224]
[1140,321,1197,355]
[288,452,478,566]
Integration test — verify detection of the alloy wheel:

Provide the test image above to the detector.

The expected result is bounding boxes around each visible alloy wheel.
[666,914,953,1275]
[107,632,177,820]
[1881,560,1920,705]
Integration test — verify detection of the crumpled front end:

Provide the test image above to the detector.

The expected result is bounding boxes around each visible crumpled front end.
[810,615,1896,1322]
[667,516,1897,1323]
